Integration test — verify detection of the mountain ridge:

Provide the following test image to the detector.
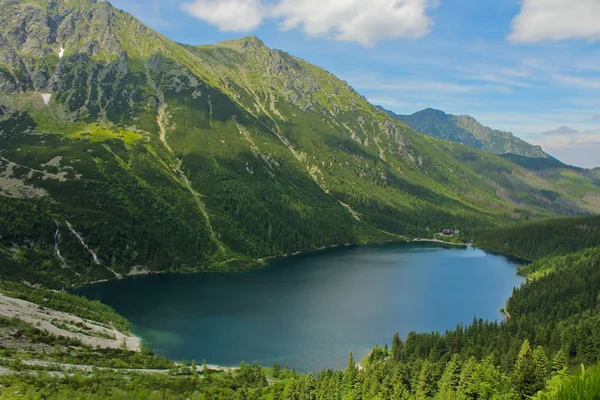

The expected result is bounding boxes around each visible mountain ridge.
[1,0,600,287]
[386,107,549,159]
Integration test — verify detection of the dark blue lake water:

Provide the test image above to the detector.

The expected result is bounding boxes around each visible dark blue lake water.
[75,244,524,372]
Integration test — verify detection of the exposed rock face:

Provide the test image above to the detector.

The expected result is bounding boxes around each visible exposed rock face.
[0,0,135,93]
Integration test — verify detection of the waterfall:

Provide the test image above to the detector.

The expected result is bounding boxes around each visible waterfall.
[54,224,80,276]
[65,221,100,265]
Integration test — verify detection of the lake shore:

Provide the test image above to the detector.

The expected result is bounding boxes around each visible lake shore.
[411,238,470,246]
[82,238,475,288]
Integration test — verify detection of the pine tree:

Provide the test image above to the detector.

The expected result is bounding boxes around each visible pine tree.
[438,354,461,399]
[273,362,281,379]
[533,346,549,386]
[551,349,568,374]
[513,340,546,399]
[392,380,410,400]
[283,379,301,400]
[473,356,510,400]
[342,352,357,399]
[392,333,403,361]
[303,372,316,400]
[417,359,438,399]
[456,356,477,400]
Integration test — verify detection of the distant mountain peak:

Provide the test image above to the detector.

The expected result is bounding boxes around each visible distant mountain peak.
[388,108,549,159]
[422,108,448,115]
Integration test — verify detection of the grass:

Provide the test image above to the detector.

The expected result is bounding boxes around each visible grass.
[537,365,600,400]
[67,125,144,144]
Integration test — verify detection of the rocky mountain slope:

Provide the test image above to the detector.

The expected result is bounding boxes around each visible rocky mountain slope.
[388,108,549,158]
[1,0,600,287]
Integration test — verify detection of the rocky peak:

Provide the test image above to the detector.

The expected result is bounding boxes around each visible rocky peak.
[216,35,267,53]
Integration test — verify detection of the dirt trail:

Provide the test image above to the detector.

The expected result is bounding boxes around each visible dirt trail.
[0,357,238,376]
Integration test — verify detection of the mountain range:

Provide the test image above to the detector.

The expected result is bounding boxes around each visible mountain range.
[1,0,600,287]
[385,108,549,159]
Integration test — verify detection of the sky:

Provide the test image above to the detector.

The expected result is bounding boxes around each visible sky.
[109,0,600,169]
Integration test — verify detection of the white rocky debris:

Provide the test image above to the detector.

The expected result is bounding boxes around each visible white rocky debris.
[41,93,51,105]
[338,201,361,221]
[0,293,140,351]
[59,47,64,58]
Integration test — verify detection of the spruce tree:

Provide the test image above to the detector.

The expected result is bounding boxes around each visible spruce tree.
[392,332,404,361]
[283,378,301,400]
[273,362,281,379]
[417,359,438,399]
[438,354,461,398]
[303,372,316,400]
[533,346,549,386]
[513,340,546,399]
[342,352,357,398]
[456,356,477,400]
[551,349,568,374]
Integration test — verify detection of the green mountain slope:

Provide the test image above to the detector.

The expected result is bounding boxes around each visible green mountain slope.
[388,108,549,158]
[1,0,600,287]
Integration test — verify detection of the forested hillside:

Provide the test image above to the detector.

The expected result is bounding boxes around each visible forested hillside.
[1,0,600,288]
[476,215,600,261]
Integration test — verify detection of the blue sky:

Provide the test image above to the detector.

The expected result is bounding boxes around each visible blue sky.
[110,0,600,168]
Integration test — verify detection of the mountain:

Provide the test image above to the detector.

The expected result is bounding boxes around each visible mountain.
[2,0,600,287]
[387,108,549,159]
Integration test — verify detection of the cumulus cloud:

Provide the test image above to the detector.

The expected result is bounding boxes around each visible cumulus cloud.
[535,126,600,168]
[180,0,435,45]
[272,0,434,46]
[509,0,600,43]
[542,126,600,137]
[180,0,263,31]
[542,126,580,136]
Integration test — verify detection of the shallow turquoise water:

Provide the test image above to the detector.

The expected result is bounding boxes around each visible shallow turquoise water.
[75,244,524,372]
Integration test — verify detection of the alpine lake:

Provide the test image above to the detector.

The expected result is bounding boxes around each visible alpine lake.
[75,243,525,372]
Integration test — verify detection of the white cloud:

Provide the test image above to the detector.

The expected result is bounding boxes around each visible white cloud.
[180,0,435,45]
[531,126,600,168]
[543,141,600,169]
[180,0,263,32]
[272,0,434,46]
[355,79,480,94]
[542,126,581,136]
[553,74,600,90]
[509,0,600,43]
